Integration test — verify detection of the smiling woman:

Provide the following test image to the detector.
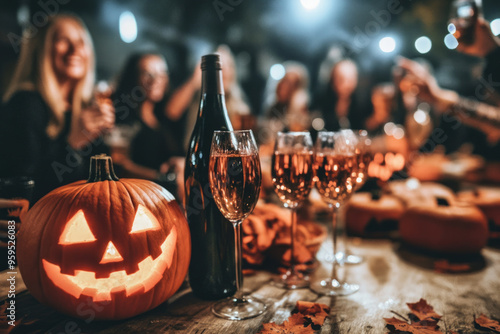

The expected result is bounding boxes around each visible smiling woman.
[0,14,114,202]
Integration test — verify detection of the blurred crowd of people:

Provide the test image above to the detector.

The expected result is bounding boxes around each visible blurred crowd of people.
[1,12,500,206]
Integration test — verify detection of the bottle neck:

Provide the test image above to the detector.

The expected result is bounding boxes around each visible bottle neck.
[201,69,224,95]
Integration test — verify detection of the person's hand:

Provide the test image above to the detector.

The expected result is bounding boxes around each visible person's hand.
[0,199,29,248]
[456,17,500,57]
[398,57,440,102]
[68,100,115,149]
[397,57,459,112]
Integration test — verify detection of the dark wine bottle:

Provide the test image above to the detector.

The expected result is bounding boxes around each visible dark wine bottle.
[184,54,236,300]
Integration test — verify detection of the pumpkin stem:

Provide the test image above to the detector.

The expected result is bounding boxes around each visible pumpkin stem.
[87,154,119,182]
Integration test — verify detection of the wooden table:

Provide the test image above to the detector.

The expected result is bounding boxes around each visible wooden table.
[1,236,499,333]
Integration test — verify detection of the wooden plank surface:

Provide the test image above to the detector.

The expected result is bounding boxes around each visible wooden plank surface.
[1,236,500,333]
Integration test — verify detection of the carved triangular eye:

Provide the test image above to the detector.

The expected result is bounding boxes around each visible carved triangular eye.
[100,241,124,264]
[59,210,96,245]
[130,205,161,234]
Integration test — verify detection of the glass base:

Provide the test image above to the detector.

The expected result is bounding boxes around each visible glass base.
[273,271,310,289]
[324,252,364,265]
[212,296,267,320]
[310,278,359,296]
[344,253,363,265]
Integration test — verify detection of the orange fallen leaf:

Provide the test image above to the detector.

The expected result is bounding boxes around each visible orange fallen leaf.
[475,314,500,332]
[260,314,315,334]
[296,301,328,314]
[434,260,471,273]
[407,299,442,321]
[384,317,443,334]
[295,301,330,330]
[259,301,330,334]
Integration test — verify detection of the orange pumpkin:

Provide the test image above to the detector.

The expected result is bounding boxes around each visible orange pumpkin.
[345,192,405,237]
[399,199,488,254]
[17,155,190,320]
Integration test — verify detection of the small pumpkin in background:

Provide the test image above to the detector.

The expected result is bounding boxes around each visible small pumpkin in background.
[458,188,500,239]
[17,155,190,320]
[399,197,488,255]
[345,192,404,237]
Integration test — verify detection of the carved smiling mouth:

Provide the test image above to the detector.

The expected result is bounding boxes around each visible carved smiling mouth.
[42,226,177,302]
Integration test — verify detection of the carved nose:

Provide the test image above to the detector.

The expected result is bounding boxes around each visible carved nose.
[100,241,124,264]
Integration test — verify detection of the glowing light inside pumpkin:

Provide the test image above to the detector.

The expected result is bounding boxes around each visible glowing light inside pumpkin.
[43,226,178,302]
[100,241,124,264]
[59,210,96,245]
[130,205,161,233]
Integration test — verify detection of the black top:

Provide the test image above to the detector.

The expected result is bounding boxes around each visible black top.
[312,88,364,131]
[0,90,108,202]
[483,47,500,88]
[467,47,500,161]
[115,99,185,171]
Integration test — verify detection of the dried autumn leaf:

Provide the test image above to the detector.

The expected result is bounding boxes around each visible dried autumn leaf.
[475,314,500,332]
[296,301,330,315]
[407,299,442,321]
[295,301,330,329]
[384,317,443,334]
[260,314,315,334]
[259,301,330,334]
[434,260,471,273]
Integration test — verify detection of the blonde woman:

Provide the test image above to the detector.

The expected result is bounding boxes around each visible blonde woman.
[0,14,114,202]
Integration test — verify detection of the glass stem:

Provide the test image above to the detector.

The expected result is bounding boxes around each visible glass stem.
[338,205,349,258]
[331,206,341,284]
[233,221,244,300]
[290,208,297,276]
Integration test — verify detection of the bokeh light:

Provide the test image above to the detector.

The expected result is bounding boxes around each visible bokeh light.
[300,0,321,10]
[491,18,500,36]
[447,23,456,34]
[270,64,286,81]
[444,33,458,50]
[415,36,432,54]
[379,37,396,53]
[119,11,137,43]
[413,109,429,125]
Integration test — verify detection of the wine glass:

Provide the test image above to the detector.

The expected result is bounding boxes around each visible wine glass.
[209,130,266,320]
[271,132,314,289]
[339,129,373,265]
[353,130,373,191]
[449,0,479,46]
[311,131,359,296]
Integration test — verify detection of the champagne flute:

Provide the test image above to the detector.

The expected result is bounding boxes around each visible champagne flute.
[272,132,314,289]
[353,130,373,191]
[340,129,373,265]
[209,130,266,320]
[311,131,359,296]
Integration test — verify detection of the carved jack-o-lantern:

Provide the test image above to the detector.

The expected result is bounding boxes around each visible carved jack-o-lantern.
[17,155,190,320]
